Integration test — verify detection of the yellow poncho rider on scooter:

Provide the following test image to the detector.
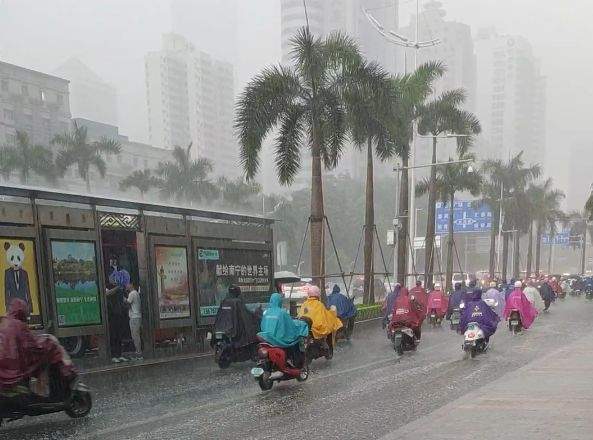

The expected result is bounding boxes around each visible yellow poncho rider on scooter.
[298,285,343,343]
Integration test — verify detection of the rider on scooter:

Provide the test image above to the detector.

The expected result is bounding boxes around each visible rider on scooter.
[459,288,499,343]
[298,285,343,341]
[503,281,538,329]
[390,286,424,342]
[426,283,448,322]
[0,299,75,397]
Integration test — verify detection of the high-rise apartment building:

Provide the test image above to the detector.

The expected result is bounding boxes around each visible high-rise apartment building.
[474,28,546,164]
[54,58,118,127]
[145,34,237,176]
[0,61,71,148]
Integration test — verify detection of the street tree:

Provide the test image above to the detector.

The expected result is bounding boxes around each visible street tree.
[119,169,159,200]
[1,131,56,185]
[235,27,363,295]
[52,121,121,193]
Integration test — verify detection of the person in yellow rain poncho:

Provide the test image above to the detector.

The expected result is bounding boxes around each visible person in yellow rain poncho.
[298,285,343,340]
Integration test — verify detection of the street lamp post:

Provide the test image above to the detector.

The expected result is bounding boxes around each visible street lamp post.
[364,2,441,286]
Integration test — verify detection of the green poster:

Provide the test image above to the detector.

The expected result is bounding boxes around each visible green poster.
[51,240,102,327]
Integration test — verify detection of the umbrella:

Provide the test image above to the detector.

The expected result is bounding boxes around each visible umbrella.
[273,271,301,284]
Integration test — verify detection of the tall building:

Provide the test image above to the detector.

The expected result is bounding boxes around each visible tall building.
[0,60,71,148]
[474,28,546,164]
[399,1,476,110]
[53,57,118,127]
[145,34,237,176]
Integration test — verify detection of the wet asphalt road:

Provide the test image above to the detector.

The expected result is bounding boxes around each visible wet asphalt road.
[5,297,593,440]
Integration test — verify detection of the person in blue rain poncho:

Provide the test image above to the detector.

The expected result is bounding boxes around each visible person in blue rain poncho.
[327,284,357,320]
[258,293,309,348]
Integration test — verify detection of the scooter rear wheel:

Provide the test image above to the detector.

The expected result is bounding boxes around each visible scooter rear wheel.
[65,390,92,418]
[296,365,309,382]
[257,371,274,391]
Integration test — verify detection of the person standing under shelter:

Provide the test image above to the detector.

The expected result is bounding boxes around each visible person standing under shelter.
[125,282,142,360]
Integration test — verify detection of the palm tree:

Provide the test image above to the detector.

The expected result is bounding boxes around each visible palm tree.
[566,210,591,275]
[345,60,397,304]
[119,169,159,200]
[235,27,362,293]
[529,178,564,275]
[156,144,218,204]
[218,176,261,211]
[481,152,540,280]
[52,121,121,193]
[417,152,481,291]
[389,61,445,284]
[417,89,481,288]
[1,131,56,184]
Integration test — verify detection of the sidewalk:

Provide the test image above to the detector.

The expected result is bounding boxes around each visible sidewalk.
[382,332,593,440]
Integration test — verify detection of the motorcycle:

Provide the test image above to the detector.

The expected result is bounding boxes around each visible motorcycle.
[336,316,355,341]
[298,317,335,364]
[0,367,92,425]
[449,308,461,331]
[508,310,522,334]
[463,322,487,359]
[212,332,258,369]
[250,339,308,391]
[387,319,417,356]
[586,287,593,300]
[428,309,442,327]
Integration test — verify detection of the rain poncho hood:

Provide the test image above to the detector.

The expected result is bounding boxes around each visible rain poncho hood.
[390,289,423,329]
[482,287,505,318]
[504,288,538,329]
[459,289,500,338]
[212,293,260,348]
[426,290,448,317]
[327,285,357,319]
[299,297,343,339]
[257,293,308,348]
[0,299,75,390]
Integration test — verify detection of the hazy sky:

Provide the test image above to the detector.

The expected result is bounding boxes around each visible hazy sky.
[0,0,590,206]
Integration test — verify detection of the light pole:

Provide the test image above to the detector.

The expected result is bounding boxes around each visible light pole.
[364,2,441,285]
[393,157,473,282]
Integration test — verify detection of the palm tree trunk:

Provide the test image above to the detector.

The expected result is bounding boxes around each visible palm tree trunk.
[445,194,454,292]
[310,139,325,300]
[397,155,409,285]
[535,220,542,275]
[581,221,587,275]
[488,222,496,279]
[85,175,91,193]
[547,242,553,273]
[424,137,438,288]
[526,222,533,278]
[363,139,375,305]
[512,229,520,279]
[502,231,509,282]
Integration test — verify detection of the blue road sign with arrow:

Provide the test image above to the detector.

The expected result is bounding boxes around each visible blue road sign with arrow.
[435,200,493,234]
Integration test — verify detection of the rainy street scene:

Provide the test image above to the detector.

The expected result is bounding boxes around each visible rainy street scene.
[0,1,593,439]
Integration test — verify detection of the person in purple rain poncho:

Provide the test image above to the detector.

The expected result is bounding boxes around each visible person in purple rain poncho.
[482,281,505,319]
[459,288,500,342]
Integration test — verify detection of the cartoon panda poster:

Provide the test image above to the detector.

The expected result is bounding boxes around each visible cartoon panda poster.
[0,238,42,326]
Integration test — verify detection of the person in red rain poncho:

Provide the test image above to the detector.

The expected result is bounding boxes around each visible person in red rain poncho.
[390,285,425,341]
[426,283,448,319]
[0,299,75,395]
[503,281,538,329]
[409,280,428,322]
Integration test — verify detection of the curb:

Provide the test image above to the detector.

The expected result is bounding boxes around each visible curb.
[81,316,382,377]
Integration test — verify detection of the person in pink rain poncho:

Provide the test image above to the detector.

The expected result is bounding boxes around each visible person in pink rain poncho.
[426,283,448,319]
[503,281,538,329]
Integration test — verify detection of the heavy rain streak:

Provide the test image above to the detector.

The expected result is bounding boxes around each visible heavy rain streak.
[0,1,593,439]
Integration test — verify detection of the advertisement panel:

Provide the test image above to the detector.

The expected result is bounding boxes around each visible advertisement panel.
[197,248,272,317]
[155,245,190,319]
[0,237,42,326]
[51,240,101,327]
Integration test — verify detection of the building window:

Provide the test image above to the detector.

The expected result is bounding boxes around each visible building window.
[3,109,14,121]
[21,85,28,96]
[1,80,8,92]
